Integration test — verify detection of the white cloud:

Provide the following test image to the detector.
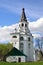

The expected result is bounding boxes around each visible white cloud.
[32,34,41,38]
[29,17,43,36]
[0,23,19,43]
[0,18,43,43]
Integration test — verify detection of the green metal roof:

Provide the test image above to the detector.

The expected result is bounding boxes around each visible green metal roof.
[5,47,26,56]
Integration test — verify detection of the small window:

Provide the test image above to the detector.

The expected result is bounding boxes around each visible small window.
[20,37,24,40]
[25,24,27,27]
[22,23,24,27]
[12,36,17,38]
[28,37,31,41]
[20,43,23,52]
[28,43,30,48]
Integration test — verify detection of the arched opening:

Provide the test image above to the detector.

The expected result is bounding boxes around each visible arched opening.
[21,23,24,27]
[28,37,31,41]
[20,37,24,40]
[12,36,17,38]
[18,58,21,62]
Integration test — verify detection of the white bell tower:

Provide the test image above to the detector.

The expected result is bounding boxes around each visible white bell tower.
[11,8,34,61]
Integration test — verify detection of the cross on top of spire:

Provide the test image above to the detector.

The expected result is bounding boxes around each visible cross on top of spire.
[20,8,27,22]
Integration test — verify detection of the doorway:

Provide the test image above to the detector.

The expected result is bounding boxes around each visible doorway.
[18,58,21,62]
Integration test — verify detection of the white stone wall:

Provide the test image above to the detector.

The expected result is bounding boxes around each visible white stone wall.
[17,56,26,62]
[19,34,34,61]
[11,34,20,50]
[6,56,26,62]
[11,20,34,62]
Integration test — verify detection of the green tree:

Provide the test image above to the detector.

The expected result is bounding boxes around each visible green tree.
[0,43,13,61]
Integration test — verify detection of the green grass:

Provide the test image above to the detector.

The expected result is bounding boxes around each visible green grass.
[0,61,43,65]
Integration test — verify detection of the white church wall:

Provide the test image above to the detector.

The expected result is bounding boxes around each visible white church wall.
[17,56,26,62]
[19,34,34,61]
[6,56,26,62]
[11,34,20,50]
[6,56,16,62]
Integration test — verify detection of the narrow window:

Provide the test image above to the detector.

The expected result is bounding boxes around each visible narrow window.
[20,43,23,52]
[28,37,31,41]
[25,24,27,27]
[22,23,24,27]
[20,37,24,40]
[28,43,30,48]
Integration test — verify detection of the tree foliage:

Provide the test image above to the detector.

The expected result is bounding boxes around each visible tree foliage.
[0,43,13,60]
[35,38,43,60]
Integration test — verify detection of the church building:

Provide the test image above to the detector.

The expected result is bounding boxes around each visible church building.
[5,8,34,62]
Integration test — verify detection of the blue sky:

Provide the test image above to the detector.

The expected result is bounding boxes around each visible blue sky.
[0,0,43,26]
[0,0,43,43]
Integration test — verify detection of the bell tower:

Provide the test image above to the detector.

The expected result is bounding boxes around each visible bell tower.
[18,8,30,34]
[11,8,34,62]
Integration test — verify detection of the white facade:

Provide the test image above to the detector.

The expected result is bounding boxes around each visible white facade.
[11,8,34,62]
[6,56,26,62]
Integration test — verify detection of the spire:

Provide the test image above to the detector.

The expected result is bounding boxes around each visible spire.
[20,8,27,22]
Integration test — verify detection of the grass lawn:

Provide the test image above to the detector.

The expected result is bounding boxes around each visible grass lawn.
[0,61,43,65]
